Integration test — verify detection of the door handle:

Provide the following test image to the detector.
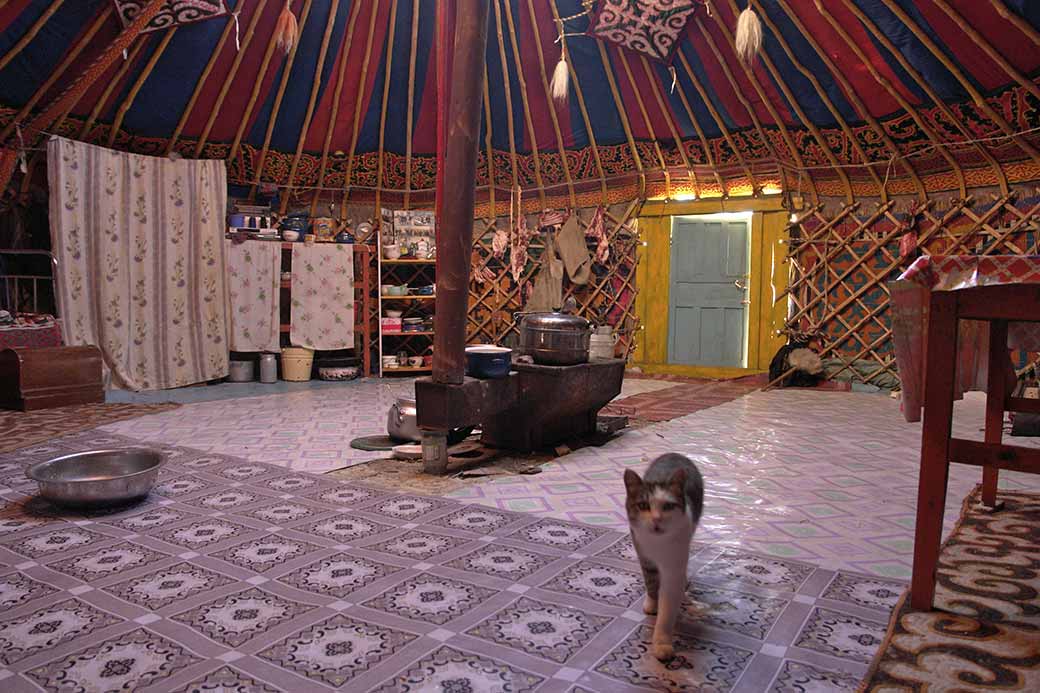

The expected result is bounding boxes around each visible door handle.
[734,279,747,290]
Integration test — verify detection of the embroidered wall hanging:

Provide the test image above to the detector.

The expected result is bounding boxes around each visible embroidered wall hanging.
[114,0,228,33]
[586,0,701,63]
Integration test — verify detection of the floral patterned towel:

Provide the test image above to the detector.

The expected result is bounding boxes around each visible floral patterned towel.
[290,244,354,351]
[226,240,281,353]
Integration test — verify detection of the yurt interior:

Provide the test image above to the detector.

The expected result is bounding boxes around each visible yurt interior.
[0,1,1039,691]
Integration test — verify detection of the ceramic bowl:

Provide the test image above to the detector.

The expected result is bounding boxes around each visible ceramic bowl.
[282,230,300,242]
[381,285,395,295]
[408,356,424,367]
[385,309,403,318]
[383,245,401,260]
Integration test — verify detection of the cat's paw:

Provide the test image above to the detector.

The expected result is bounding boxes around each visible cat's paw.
[652,642,674,661]
[642,596,658,614]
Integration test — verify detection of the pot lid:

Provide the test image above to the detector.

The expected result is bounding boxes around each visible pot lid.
[520,310,590,331]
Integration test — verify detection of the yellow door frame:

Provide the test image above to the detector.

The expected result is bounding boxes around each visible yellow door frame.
[632,196,789,379]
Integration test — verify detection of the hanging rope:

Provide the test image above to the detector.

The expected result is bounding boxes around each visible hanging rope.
[232,8,241,51]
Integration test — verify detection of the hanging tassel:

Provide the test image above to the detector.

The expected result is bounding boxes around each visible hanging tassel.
[668,66,677,94]
[274,0,298,55]
[550,47,569,104]
[734,2,762,65]
[232,9,241,52]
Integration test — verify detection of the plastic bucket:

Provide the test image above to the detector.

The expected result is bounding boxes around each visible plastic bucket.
[281,347,314,381]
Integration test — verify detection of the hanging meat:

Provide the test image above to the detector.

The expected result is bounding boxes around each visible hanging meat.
[471,250,496,284]
[509,212,529,283]
[491,224,509,258]
[538,208,567,230]
[586,206,610,264]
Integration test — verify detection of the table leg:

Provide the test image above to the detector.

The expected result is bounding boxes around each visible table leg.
[982,320,1009,510]
[911,292,958,611]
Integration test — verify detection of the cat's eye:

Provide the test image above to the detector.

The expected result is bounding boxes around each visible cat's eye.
[637,502,650,511]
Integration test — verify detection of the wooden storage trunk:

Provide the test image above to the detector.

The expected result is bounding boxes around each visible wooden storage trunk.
[0,345,104,411]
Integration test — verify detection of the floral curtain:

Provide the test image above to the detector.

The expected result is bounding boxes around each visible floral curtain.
[48,136,229,390]
[225,239,281,353]
[290,244,354,350]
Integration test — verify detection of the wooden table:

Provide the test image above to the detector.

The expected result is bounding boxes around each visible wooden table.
[911,284,1040,610]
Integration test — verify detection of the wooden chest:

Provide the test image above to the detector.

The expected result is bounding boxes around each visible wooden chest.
[0,345,104,411]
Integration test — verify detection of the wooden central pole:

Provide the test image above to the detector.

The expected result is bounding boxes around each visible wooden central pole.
[433,0,489,384]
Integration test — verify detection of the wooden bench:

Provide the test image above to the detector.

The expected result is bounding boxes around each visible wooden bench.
[0,345,104,411]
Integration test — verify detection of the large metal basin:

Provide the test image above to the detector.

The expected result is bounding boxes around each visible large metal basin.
[26,449,163,508]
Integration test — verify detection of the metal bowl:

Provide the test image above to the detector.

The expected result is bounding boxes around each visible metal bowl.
[26,449,163,508]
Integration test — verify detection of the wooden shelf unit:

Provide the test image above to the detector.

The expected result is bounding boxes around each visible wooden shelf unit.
[377,235,436,377]
[260,238,375,376]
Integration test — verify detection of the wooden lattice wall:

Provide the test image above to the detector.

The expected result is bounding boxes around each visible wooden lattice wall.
[467,202,641,354]
[332,200,641,364]
[783,190,1040,387]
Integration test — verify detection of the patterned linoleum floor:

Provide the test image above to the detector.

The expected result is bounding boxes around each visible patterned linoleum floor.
[449,389,1040,579]
[12,384,1040,691]
[99,377,676,474]
[0,432,895,692]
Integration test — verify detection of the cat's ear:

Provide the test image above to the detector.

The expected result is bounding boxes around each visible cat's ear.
[623,469,643,495]
[669,468,688,492]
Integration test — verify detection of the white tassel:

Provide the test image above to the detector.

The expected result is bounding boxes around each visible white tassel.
[668,66,677,94]
[550,49,569,104]
[734,3,762,65]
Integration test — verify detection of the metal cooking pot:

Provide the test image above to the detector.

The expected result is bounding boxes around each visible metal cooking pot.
[387,397,476,444]
[516,301,591,366]
[388,397,421,442]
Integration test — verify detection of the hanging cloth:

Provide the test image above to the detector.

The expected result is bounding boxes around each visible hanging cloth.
[48,136,229,390]
[556,213,593,285]
[527,234,564,312]
[225,239,281,352]
[290,244,355,350]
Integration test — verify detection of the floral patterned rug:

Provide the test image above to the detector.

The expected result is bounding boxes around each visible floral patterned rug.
[0,433,904,691]
[861,487,1040,692]
[0,402,179,453]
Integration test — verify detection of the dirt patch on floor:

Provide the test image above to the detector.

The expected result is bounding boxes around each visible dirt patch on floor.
[326,449,553,495]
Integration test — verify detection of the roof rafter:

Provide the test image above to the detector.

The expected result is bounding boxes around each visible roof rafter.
[250,0,317,199]
[812,0,965,199]
[310,0,363,216]
[281,0,343,213]
[878,0,1040,163]
[523,0,575,207]
[721,0,852,203]
[841,0,1009,195]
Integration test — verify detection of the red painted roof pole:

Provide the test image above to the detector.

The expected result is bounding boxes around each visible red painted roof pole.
[433,0,490,384]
